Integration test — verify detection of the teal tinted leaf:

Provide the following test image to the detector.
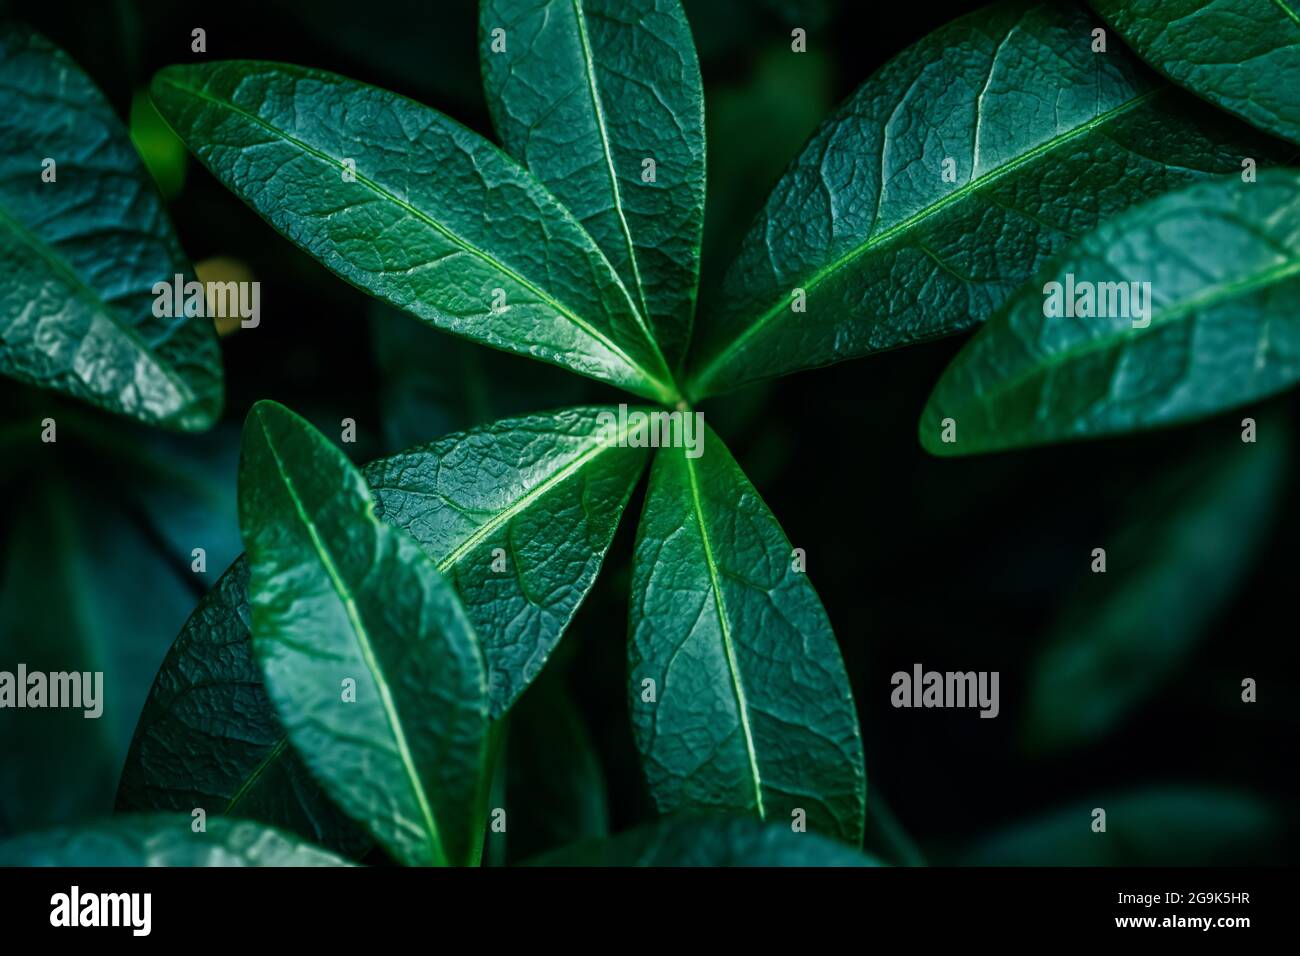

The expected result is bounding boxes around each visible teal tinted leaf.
[366,405,650,714]
[0,814,350,866]
[0,475,202,835]
[921,171,1300,456]
[529,814,882,866]
[151,60,679,403]
[239,401,489,867]
[1023,433,1287,752]
[480,0,706,368]
[959,789,1284,865]
[115,558,370,858]
[685,0,1286,398]
[1090,0,1300,145]
[502,672,609,861]
[0,25,221,430]
[628,427,866,844]
[119,407,647,846]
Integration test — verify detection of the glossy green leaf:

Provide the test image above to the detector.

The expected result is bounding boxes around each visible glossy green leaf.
[118,407,647,847]
[239,401,489,867]
[366,405,650,713]
[1090,0,1300,145]
[685,0,1286,398]
[480,0,706,368]
[115,558,370,858]
[958,789,1284,865]
[0,25,221,429]
[921,170,1300,456]
[529,814,882,866]
[629,427,866,844]
[0,814,350,866]
[1023,432,1287,752]
[150,60,679,403]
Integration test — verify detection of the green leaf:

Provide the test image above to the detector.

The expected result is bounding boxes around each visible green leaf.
[502,671,609,862]
[480,0,706,368]
[118,407,647,846]
[1023,432,1287,752]
[685,0,1287,398]
[0,25,221,430]
[921,170,1300,456]
[0,814,350,866]
[1089,0,1300,146]
[0,470,210,835]
[150,60,680,403]
[115,558,370,858]
[958,788,1284,865]
[365,405,649,713]
[239,400,489,867]
[529,814,882,866]
[628,427,866,844]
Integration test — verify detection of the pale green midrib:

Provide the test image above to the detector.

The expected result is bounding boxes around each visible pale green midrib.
[571,0,655,339]
[689,86,1166,394]
[223,736,288,813]
[433,418,643,572]
[682,454,765,818]
[159,76,675,400]
[0,204,199,413]
[961,254,1300,420]
[1271,0,1300,28]
[257,414,445,864]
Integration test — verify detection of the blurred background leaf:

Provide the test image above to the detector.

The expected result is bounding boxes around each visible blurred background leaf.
[956,788,1288,866]
[1022,426,1289,754]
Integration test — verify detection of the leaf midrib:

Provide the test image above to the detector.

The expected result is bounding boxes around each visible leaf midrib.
[571,0,652,327]
[681,452,765,819]
[158,74,676,401]
[688,86,1166,395]
[255,411,445,865]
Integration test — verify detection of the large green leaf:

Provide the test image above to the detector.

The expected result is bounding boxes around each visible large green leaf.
[366,406,649,713]
[685,0,1286,398]
[115,558,370,858]
[1023,432,1287,752]
[480,0,706,368]
[0,814,349,866]
[628,427,866,844]
[150,60,679,403]
[529,814,882,866]
[118,407,647,848]
[239,401,489,867]
[1090,0,1300,146]
[0,25,221,429]
[921,170,1300,455]
[958,788,1284,865]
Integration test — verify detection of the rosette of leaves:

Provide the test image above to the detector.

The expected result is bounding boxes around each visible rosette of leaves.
[112,0,1298,864]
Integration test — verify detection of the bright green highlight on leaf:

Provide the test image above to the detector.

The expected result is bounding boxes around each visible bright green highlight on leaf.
[150,60,681,404]
[238,400,490,867]
[480,0,707,370]
[686,0,1286,398]
[629,427,866,844]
